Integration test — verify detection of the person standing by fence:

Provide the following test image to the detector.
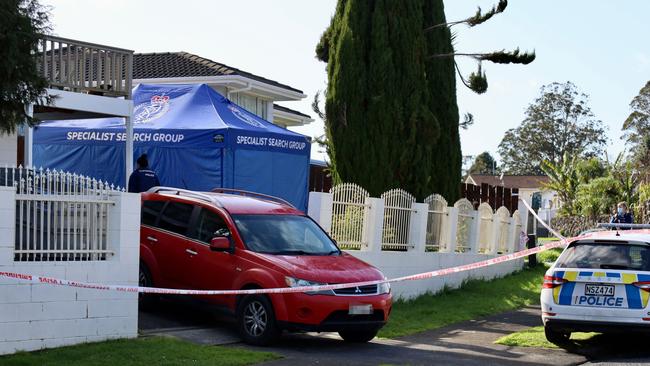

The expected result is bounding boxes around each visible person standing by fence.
[610,201,633,229]
[128,154,160,193]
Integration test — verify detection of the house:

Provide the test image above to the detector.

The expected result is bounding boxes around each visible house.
[0,34,139,355]
[465,174,559,209]
[132,52,313,128]
[465,174,560,232]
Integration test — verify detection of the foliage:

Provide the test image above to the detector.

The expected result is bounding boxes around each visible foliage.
[622,80,650,149]
[607,153,639,211]
[0,337,280,366]
[468,151,498,175]
[575,157,606,184]
[498,82,607,175]
[425,0,535,94]
[576,176,622,219]
[540,153,581,216]
[379,265,547,338]
[316,0,460,201]
[422,0,462,201]
[495,326,598,349]
[0,0,51,134]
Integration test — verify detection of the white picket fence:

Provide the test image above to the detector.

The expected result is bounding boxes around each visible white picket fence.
[2,166,120,261]
[309,183,526,254]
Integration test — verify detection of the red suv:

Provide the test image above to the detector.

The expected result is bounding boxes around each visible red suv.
[139,187,392,345]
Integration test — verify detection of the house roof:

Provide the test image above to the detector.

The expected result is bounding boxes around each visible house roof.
[273,104,312,119]
[133,52,303,94]
[466,174,550,189]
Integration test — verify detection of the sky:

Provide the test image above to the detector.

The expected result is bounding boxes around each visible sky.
[42,0,650,167]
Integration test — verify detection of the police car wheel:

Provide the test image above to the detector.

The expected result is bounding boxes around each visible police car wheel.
[544,326,570,345]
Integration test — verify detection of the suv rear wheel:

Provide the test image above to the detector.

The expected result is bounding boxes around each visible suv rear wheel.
[237,294,279,346]
[339,329,379,343]
[138,264,158,311]
[544,326,570,345]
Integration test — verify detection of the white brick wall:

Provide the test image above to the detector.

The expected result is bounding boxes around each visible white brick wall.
[0,189,140,355]
[347,250,525,300]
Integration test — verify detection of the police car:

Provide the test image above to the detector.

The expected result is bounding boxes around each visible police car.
[541,224,650,344]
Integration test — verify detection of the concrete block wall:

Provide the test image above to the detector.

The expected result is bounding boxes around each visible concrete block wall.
[0,187,140,355]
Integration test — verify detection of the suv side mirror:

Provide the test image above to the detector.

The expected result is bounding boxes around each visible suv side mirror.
[210,236,231,252]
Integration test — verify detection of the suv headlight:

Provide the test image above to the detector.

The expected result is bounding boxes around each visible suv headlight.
[285,276,334,295]
[378,278,391,294]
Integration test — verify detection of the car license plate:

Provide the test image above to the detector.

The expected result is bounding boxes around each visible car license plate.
[349,304,373,315]
[585,283,614,297]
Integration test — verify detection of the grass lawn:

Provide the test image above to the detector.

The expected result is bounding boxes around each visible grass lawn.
[537,247,562,264]
[495,326,598,348]
[0,336,280,366]
[378,265,547,338]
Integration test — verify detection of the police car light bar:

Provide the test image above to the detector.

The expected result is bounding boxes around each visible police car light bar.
[596,223,650,229]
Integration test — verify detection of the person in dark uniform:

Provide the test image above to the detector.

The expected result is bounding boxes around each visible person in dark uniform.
[610,201,633,229]
[128,154,160,193]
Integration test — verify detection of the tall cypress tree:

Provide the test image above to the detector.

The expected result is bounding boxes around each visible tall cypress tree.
[317,0,438,200]
[316,0,533,202]
[422,0,461,202]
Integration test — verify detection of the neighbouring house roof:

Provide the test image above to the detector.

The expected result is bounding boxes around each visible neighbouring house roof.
[133,52,304,94]
[466,174,550,189]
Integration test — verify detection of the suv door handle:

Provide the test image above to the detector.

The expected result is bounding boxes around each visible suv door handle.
[185,249,198,256]
[146,236,158,243]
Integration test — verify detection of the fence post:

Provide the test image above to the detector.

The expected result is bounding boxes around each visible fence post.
[508,216,519,253]
[489,213,500,254]
[445,207,459,253]
[0,187,16,264]
[363,197,384,253]
[468,210,480,253]
[308,192,333,233]
[409,202,428,253]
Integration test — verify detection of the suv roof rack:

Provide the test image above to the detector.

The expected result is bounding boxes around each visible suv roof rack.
[147,186,222,207]
[211,188,295,209]
[596,223,650,230]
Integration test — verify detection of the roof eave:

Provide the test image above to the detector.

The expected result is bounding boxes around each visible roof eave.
[273,109,314,126]
[133,75,306,101]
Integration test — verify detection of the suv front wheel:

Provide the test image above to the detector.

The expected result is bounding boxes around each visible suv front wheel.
[237,294,279,346]
[338,329,378,343]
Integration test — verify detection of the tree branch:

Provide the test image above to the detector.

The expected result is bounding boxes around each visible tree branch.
[429,48,535,65]
[424,0,507,32]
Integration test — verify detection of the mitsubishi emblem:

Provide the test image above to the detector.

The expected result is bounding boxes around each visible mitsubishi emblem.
[354,286,362,294]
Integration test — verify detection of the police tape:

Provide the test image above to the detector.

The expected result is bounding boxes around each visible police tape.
[0,198,570,296]
[0,240,565,296]
[520,199,568,243]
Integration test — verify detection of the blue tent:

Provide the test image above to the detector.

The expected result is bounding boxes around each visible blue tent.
[33,84,311,210]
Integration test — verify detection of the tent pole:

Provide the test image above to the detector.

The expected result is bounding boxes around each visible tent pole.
[125,111,134,187]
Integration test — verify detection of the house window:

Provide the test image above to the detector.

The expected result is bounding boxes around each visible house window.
[230,93,269,121]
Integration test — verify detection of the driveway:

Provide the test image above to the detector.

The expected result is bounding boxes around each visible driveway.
[139,301,650,365]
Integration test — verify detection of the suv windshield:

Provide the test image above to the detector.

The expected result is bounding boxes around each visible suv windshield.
[555,241,650,271]
[232,215,340,255]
